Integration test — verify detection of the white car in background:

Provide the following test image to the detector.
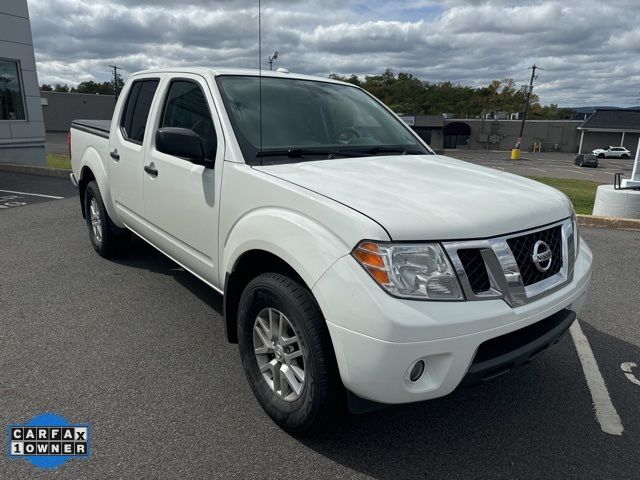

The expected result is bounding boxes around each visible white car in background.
[592,146,631,158]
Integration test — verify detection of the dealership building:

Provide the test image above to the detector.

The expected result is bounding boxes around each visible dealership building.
[402,109,640,155]
[0,0,46,165]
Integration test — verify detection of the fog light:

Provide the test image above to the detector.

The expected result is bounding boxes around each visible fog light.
[409,360,425,382]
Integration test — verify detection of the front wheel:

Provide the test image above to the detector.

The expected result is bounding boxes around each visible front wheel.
[621,154,629,159]
[84,181,129,258]
[597,153,605,158]
[238,272,345,433]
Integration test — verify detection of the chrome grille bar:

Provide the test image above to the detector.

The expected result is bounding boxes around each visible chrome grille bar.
[443,218,576,307]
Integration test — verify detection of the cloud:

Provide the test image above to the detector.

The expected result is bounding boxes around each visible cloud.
[27,0,640,107]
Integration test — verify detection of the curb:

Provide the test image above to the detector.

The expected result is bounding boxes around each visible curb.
[577,214,640,231]
[0,162,71,179]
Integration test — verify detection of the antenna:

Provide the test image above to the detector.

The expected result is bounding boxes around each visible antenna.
[258,0,263,159]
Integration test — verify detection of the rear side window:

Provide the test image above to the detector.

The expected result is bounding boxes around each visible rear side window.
[160,80,217,160]
[120,79,159,144]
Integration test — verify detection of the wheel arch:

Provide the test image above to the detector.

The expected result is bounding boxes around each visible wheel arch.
[223,249,312,343]
[77,146,119,224]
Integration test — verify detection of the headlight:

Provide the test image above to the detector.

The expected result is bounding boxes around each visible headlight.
[352,241,463,300]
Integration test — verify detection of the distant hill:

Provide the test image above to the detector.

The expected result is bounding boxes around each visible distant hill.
[564,106,640,114]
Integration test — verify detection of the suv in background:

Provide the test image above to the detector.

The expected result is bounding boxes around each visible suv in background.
[591,146,631,158]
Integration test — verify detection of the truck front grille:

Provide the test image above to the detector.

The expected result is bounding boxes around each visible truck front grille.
[506,225,563,286]
[443,219,575,307]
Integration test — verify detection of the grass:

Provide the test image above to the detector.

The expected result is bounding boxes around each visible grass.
[46,153,71,170]
[527,176,601,215]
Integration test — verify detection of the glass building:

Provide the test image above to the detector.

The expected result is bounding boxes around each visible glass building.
[0,0,46,165]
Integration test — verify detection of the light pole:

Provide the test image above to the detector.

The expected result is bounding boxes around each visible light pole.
[268,51,278,70]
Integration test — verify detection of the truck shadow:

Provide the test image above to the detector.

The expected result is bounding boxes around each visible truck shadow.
[295,322,639,480]
[110,235,223,315]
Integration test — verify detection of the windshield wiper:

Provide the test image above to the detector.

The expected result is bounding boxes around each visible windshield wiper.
[256,148,354,159]
[353,146,425,156]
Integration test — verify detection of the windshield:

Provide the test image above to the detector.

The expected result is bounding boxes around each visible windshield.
[216,75,429,164]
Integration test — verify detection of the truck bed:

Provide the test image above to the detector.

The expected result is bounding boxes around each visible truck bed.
[71,119,111,139]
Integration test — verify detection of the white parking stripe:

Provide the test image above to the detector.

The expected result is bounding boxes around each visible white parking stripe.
[570,320,624,436]
[0,189,64,199]
[529,167,547,173]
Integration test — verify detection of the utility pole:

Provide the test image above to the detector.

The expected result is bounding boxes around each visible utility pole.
[512,64,538,160]
[109,65,122,104]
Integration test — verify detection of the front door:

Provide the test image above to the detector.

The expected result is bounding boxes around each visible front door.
[141,75,224,286]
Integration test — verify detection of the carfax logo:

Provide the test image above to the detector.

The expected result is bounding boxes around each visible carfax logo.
[8,413,91,469]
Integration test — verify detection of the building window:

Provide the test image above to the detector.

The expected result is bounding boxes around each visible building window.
[0,60,26,120]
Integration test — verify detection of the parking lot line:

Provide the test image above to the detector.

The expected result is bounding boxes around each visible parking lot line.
[570,320,624,436]
[0,189,64,199]
[562,169,593,177]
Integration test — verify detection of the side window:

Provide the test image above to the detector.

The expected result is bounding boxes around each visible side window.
[120,79,159,144]
[160,81,216,160]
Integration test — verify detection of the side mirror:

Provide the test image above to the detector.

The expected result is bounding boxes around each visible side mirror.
[156,127,213,167]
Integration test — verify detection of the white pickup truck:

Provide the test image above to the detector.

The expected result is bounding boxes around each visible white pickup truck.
[70,68,592,432]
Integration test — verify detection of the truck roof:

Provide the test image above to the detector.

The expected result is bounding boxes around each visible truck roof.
[130,67,352,86]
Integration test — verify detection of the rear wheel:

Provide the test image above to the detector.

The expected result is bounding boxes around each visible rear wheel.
[84,181,129,258]
[238,272,345,433]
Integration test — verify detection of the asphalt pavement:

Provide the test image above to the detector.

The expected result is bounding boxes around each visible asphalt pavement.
[0,172,77,209]
[0,175,639,479]
[448,150,634,183]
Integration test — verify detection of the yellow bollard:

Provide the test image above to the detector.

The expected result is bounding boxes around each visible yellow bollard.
[511,148,521,160]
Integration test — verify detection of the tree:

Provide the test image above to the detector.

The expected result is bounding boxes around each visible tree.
[53,83,70,93]
[40,84,52,91]
[327,70,571,119]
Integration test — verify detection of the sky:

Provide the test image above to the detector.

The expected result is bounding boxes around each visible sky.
[27,0,640,107]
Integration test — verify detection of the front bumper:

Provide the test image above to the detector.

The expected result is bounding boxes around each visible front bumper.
[312,241,592,404]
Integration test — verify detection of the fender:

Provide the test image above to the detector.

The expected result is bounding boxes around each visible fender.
[79,145,123,227]
[223,206,352,290]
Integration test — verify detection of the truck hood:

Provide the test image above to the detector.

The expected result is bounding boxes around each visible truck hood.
[254,155,572,240]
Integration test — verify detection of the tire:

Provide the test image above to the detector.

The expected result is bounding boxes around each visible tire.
[622,154,629,159]
[84,181,129,258]
[238,272,345,433]
[597,153,605,158]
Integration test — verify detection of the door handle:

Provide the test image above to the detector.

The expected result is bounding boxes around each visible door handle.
[144,164,158,177]
[110,149,120,161]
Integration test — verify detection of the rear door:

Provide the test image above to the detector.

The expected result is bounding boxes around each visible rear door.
[141,74,224,285]
[109,77,160,223]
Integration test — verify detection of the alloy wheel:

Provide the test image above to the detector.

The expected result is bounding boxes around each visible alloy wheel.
[253,307,306,402]
[89,197,103,244]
